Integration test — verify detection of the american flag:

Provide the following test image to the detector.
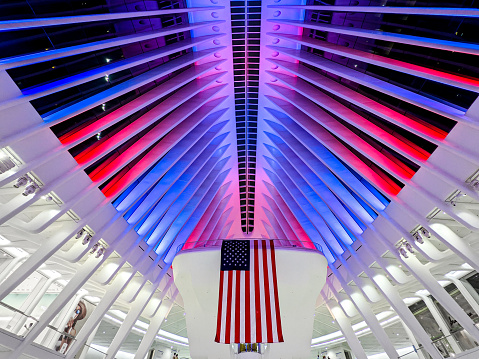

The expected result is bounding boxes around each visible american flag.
[215,240,283,344]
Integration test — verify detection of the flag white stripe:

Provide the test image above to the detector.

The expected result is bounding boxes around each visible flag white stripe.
[220,270,229,343]
[258,241,267,342]
[230,270,236,344]
[266,241,279,342]
[240,270,245,343]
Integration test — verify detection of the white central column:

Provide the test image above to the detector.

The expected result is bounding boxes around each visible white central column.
[173,244,327,359]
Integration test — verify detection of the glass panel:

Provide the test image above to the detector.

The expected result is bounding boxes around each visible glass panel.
[466,273,479,296]
[409,299,456,357]
[34,325,78,355]
[0,301,39,336]
[432,285,479,351]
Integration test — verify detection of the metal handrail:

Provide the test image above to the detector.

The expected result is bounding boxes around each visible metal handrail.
[397,332,479,359]
[82,343,118,359]
[0,300,39,323]
[178,239,323,254]
[46,324,76,340]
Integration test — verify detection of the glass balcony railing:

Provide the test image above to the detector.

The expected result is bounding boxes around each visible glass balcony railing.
[398,332,479,359]
[80,343,112,359]
[179,239,323,253]
[0,301,82,355]
[34,324,81,355]
[0,301,39,337]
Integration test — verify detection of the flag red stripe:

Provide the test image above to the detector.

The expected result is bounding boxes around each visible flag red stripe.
[235,270,241,343]
[253,241,262,343]
[215,270,225,342]
[262,240,274,343]
[270,240,284,341]
[245,270,251,343]
[224,270,234,344]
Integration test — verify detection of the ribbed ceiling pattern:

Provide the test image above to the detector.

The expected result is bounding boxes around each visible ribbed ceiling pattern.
[2,1,479,357]
[1,0,478,262]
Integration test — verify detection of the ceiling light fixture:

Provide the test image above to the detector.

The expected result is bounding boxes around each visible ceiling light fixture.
[90,243,100,254]
[405,242,414,254]
[82,233,92,245]
[13,175,31,188]
[76,229,85,239]
[398,247,408,259]
[470,180,479,191]
[22,183,39,196]
[420,227,431,238]
[412,232,423,244]
[95,246,105,258]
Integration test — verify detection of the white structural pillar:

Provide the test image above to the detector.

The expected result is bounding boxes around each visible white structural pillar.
[76,323,101,359]
[349,253,443,359]
[173,244,328,359]
[465,97,479,121]
[399,319,427,359]
[417,293,462,354]
[105,265,171,359]
[105,284,157,359]
[328,266,399,359]
[66,269,136,359]
[405,255,479,343]
[134,291,179,359]
[446,276,479,318]
[323,295,368,359]
[5,253,105,359]
[0,256,26,284]
[8,275,58,334]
